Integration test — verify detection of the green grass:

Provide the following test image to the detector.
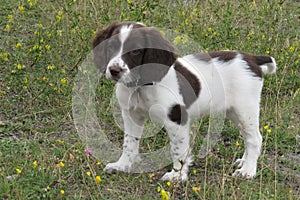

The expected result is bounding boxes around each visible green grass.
[0,0,299,199]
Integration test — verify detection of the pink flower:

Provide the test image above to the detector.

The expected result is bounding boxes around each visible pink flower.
[84,149,94,156]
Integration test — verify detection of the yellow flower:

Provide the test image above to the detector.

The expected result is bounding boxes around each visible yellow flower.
[57,30,62,37]
[235,141,240,147]
[1,53,9,61]
[56,11,63,21]
[157,186,161,192]
[34,31,40,36]
[19,6,25,12]
[86,171,91,176]
[166,181,171,187]
[61,78,67,84]
[192,186,201,192]
[57,11,63,16]
[263,125,269,130]
[59,161,65,167]
[33,45,39,51]
[8,15,13,22]
[47,65,54,70]
[5,24,11,31]
[160,189,170,200]
[95,175,102,184]
[56,15,62,22]
[33,160,38,168]
[60,190,65,195]
[174,36,181,45]
[27,0,34,7]
[45,44,51,51]
[16,42,22,48]
[97,161,102,165]
[17,64,25,70]
[182,35,188,44]
[148,173,154,178]
[16,168,22,174]
[71,29,76,35]
[38,23,43,28]
[56,139,63,144]
[193,169,197,175]
[267,129,272,134]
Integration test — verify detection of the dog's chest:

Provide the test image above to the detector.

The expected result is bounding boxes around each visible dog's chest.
[131,87,159,110]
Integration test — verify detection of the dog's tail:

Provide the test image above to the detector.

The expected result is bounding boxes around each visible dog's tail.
[256,55,277,74]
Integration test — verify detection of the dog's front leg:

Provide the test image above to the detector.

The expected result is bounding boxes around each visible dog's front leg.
[104,109,145,173]
[162,120,192,182]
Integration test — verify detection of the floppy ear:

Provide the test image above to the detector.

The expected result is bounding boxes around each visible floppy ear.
[92,22,120,72]
[140,29,177,84]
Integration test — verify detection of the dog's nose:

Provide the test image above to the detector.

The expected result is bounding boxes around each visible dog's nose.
[109,66,122,76]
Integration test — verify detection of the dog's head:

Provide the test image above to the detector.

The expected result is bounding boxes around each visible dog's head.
[93,22,177,86]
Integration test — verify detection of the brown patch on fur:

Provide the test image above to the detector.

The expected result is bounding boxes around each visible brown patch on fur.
[174,61,200,108]
[122,27,177,85]
[168,104,188,125]
[92,22,145,72]
[241,52,272,78]
[195,51,237,62]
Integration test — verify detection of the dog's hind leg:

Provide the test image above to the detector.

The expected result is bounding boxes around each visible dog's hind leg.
[227,103,262,179]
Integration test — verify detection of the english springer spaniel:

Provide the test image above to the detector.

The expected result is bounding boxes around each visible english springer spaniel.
[92,22,276,181]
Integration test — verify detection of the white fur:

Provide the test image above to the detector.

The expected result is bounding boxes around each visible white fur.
[103,24,276,181]
[260,56,277,74]
[106,24,133,81]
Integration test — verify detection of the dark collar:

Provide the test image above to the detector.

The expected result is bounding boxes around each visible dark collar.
[126,79,155,88]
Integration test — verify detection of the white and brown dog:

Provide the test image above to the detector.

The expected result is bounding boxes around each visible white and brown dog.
[92,22,276,181]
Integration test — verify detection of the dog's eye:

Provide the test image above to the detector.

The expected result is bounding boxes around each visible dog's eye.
[130,50,142,56]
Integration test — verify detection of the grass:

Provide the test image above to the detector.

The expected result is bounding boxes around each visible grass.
[0,0,299,199]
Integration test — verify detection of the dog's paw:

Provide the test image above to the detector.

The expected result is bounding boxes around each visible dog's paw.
[161,170,188,182]
[234,158,245,168]
[232,163,256,179]
[104,162,131,173]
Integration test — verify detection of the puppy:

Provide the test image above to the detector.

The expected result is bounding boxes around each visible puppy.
[92,22,276,181]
